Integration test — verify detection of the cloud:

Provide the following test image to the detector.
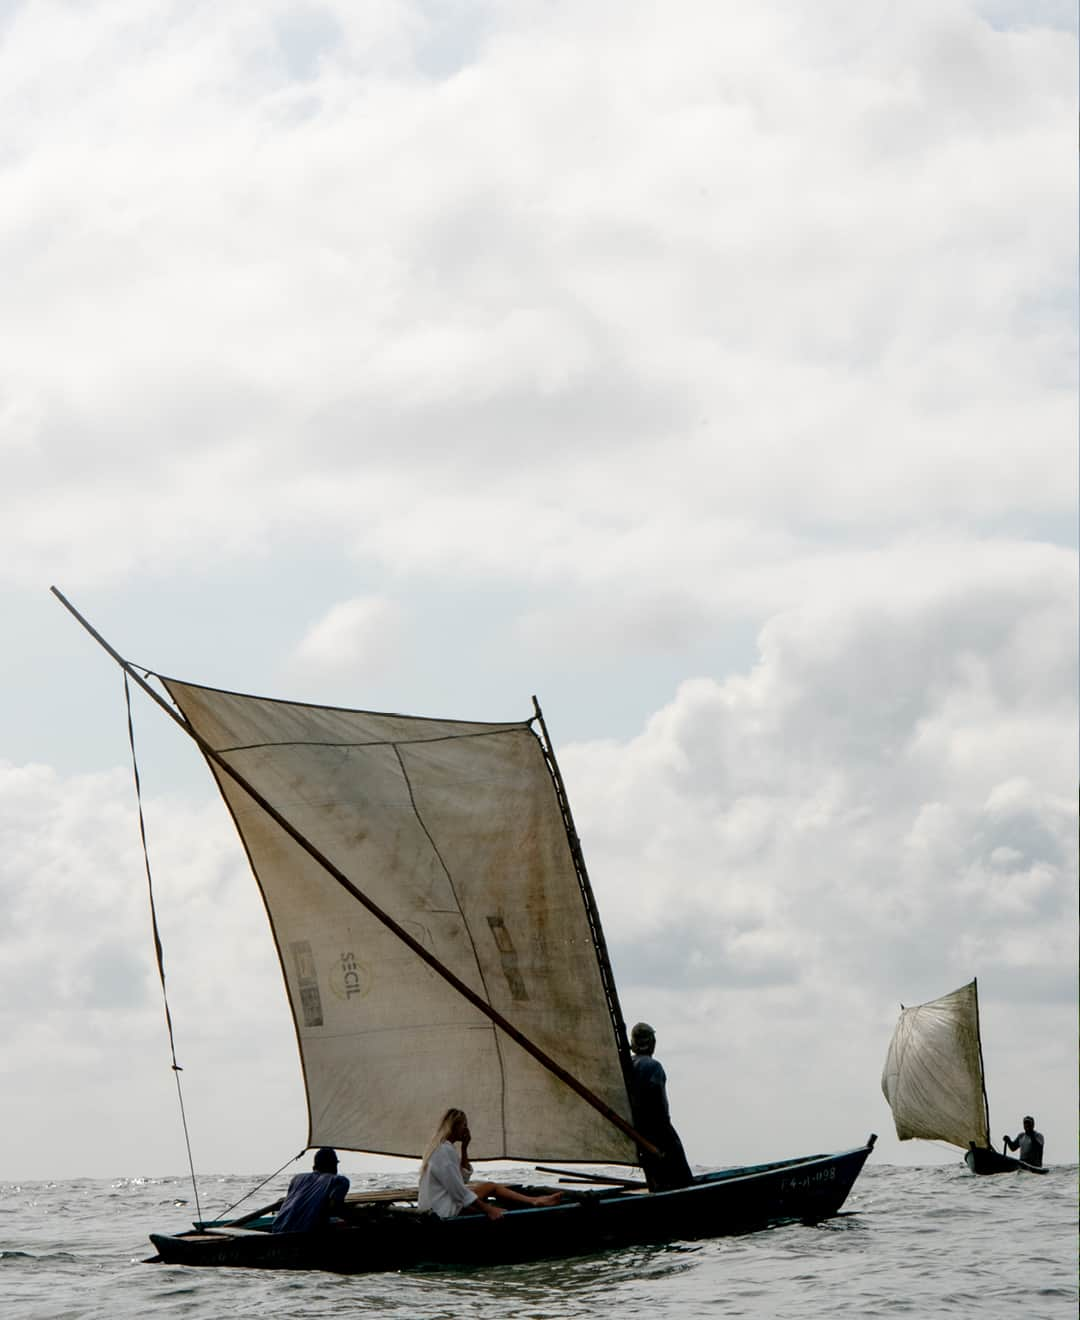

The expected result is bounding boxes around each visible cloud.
[1,1,1074,594]
[563,548,1077,1009]
[0,755,308,1175]
[288,596,406,681]
[0,760,279,1034]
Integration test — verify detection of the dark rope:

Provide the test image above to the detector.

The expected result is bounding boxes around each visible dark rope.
[123,673,204,1226]
[215,1149,307,1222]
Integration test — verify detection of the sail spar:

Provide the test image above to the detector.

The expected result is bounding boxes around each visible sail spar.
[161,678,637,1165]
[880,979,990,1150]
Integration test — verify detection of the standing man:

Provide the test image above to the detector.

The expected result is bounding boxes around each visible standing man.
[272,1147,351,1233]
[1003,1116,1044,1167]
[628,1021,694,1191]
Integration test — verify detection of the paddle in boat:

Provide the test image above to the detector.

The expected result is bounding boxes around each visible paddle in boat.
[881,978,1047,1176]
[54,587,877,1272]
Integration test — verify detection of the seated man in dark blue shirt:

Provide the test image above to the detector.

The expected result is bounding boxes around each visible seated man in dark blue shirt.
[272,1148,350,1233]
[629,1022,694,1191]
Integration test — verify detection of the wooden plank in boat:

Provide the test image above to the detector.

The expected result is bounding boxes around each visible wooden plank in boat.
[344,1187,419,1204]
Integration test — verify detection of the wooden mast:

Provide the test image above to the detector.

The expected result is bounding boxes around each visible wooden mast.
[52,586,658,1158]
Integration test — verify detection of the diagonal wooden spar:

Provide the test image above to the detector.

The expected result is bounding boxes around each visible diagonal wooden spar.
[51,586,658,1158]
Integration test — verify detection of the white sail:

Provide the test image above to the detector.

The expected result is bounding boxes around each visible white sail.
[880,979,990,1150]
[162,679,636,1165]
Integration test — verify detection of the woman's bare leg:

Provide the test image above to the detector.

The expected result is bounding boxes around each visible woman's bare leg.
[468,1181,562,1209]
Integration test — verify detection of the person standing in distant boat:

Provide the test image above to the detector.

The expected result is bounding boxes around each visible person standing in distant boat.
[628,1022,694,1191]
[272,1147,351,1233]
[1003,1116,1044,1166]
[417,1108,562,1219]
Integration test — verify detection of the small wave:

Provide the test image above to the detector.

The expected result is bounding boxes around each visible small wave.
[1,1250,79,1264]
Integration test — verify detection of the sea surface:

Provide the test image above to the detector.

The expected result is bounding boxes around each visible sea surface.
[1,1163,1075,1319]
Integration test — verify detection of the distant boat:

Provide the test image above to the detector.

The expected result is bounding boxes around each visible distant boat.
[55,587,876,1272]
[881,979,1046,1176]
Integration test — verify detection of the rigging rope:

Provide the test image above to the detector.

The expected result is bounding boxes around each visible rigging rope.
[214,1149,307,1222]
[123,673,204,1227]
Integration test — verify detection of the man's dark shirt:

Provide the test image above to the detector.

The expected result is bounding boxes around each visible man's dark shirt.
[631,1055,671,1127]
[630,1053,694,1191]
[271,1171,350,1233]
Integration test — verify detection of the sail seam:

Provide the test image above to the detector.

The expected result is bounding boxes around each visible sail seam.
[217,729,525,754]
[304,1021,501,1042]
[391,743,510,1154]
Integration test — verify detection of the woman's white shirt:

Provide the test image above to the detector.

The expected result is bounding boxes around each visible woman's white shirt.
[418,1141,478,1219]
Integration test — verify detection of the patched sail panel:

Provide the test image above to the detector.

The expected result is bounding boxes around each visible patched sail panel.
[161,679,636,1165]
[881,980,989,1150]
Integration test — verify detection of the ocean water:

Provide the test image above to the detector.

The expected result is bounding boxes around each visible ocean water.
[1,1163,1075,1319]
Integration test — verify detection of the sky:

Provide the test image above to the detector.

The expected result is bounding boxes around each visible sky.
[1,0,1076,1186]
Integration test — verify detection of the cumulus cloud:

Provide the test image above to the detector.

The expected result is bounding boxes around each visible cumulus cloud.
[0,759,302,1175]
[1,0,1074,595]
[288,596,406,681]
[570,548,1076,964]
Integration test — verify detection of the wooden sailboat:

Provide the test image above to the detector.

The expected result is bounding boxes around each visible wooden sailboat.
[55,588,876,1272]
[881,979,1046,1175]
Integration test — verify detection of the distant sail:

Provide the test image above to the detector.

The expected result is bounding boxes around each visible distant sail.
[162,679,637,1165]
[881,979,990,1150]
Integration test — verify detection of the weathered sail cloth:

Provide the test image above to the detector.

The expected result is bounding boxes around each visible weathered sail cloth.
[880,980,990,1150]
[161,680,636,1165]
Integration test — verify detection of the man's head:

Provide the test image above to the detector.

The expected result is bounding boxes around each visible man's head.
[630,1022,656,1055]
[1022,1116,1035,1133]
[313,1147,339,1173]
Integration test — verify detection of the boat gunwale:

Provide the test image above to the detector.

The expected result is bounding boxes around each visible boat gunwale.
[170,1139,877,1242]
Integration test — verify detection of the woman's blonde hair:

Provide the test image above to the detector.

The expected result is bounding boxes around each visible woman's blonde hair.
[420,1107,467,1174]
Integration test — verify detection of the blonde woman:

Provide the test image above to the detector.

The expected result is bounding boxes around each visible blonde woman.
[417,1109,562,1221]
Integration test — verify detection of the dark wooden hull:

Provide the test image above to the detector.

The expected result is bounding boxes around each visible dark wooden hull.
[964,1145,1047,1176]
[148,1137,876,1274]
